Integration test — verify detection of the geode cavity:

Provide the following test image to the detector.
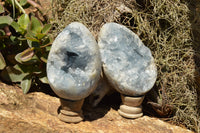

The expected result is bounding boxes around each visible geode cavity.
[47,22,101,100]
[98,23,157,96]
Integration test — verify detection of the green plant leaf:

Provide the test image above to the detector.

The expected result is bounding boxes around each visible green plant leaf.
[0,29,5,36]
[11,21,22,33]
[40,56,47,63]
[10,35,17,42]
[0,4,4,14]
[15,52,39,65]
[26,55,39,65]
[15,48,35,63]
[26,37,39,42]
[0,16,13,25]
[20,0,27,6]
[30,16,43,34]
[32,69,42,74]
[45,46,51,51]
[39,76,48,84]
[21,76,32,94]
[27,39,32,47]
[15,53,23,64]
[17,37,26,41]
[41,24,51,34]
[18,14,30,30]
[26,30,35,38]
[36,33,46,40]
[38,73,48,84]
[0,52,6,70]
[0,64,29,82]
[11,0,15,18]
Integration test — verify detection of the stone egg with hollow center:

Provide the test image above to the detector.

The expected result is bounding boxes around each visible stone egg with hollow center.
[47,22,101,100]
[98,22,157,96]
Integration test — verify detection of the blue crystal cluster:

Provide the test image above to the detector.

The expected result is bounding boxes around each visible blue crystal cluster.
[47,22,101,100]
[98,23,157,96]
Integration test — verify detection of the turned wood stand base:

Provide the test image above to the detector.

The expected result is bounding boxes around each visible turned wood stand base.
[58,98,84,123]
[118,94,144,119]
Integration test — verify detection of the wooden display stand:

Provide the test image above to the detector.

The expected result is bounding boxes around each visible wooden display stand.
[58,98,84,123]
[118,94,144,119]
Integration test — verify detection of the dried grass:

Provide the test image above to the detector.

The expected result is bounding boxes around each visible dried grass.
[50,0,199,132]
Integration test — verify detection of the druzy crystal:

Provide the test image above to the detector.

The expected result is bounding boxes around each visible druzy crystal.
[47,22,101,100]
[98,23,157,96]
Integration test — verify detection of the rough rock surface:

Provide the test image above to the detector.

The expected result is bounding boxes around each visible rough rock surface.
[47,22,101,100]
[0,82,193,133]
[98,22,157,96]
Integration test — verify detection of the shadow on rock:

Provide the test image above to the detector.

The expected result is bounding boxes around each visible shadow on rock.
[83,92,121,121]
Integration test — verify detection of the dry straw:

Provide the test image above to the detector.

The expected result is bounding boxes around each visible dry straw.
[51,0,199,132]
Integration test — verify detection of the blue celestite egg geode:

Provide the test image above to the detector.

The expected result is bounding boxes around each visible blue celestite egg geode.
[98,23,157,96]
[47,22,101,100]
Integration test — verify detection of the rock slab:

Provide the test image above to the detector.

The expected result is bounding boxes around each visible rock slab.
[47,22,101,100]
[98,23,157,96]
[0,82,193,133]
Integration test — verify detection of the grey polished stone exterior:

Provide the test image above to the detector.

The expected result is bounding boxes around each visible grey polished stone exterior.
[47,22,101,100]
[98,23,157,96]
